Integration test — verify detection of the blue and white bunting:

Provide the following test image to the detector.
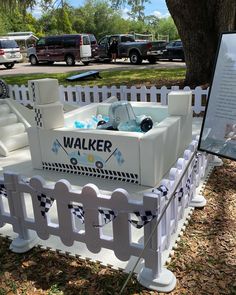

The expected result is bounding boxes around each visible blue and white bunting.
[93,209,117,227]
[129,210,157,229]
[152,184,168,197]
[0,184,7,197]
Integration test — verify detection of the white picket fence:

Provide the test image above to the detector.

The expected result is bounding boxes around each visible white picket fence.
[0,138,209,292]
[9,84,209,114]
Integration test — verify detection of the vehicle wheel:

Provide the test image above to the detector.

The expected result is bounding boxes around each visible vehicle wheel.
[0,80,9,98]
[30,55,38,65]
[65,55,75,66]
[148,57,156,64]
[4,63,14,69]
[97,120,106,127]
[95,161,103,169]
[140,117,153,132]
[70,158,78,165]
[82,61,90,66]
[129,51,142,65]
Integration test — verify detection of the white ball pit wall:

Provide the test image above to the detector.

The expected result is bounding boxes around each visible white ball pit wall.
[27,79,192,187]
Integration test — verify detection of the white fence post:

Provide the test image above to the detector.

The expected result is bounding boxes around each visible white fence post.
[138,186,176,292]
[3,172,38,253]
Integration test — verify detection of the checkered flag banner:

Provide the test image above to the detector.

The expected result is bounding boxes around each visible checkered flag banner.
[129,210,157,229]
[193,153,200,173]
[37,193,54,217]
[0,184,7,197]
[114,149,125,165]
[152,184,168,197]
[68,204,85,224]
[51,140,61,154]
[175,187,184,202]
[94,209,117,228]
[186,176,191,196]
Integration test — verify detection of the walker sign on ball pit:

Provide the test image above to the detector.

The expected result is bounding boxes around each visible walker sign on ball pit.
[198,32,236,161]
[27,78,193,187]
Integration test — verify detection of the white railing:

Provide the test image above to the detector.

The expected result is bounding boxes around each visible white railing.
[0,138,209,292]
[9,85,209,114]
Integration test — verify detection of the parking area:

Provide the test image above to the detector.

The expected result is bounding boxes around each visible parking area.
[0,59,186,76]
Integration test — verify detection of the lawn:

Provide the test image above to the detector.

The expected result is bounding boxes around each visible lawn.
[1,68,186,88]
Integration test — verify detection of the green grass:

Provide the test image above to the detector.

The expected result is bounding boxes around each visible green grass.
[1,68,185,87]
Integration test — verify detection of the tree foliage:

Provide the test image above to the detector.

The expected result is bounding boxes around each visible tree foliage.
[0,0,179,41]
[166,0,236,85]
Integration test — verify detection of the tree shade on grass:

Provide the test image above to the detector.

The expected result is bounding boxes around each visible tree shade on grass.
[1,68,186,88]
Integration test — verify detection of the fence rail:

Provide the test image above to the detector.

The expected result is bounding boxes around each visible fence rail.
[0,138,208,292]
[9,85,209,114]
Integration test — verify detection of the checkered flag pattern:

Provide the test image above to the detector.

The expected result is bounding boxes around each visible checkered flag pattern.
[114,149,125,165]
[175,187,184,202]
[152,184,168,197]
[31,82,36,101]
[35,108,43,128]
[186,176,191,196]
[129,210,157,229]
[51,140,61,154]
[193,154,199,173]
[68,204,85,224]
[37,193,54,217]
[0,184,7,197]
[94,209,117,227]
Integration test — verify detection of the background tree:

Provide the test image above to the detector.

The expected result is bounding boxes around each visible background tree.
[166,0,236,85]
[112,0,150,22]
[156,16,179,41]
[112,0,236,86]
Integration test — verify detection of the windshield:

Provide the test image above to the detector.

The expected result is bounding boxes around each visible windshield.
[0,40,19,49]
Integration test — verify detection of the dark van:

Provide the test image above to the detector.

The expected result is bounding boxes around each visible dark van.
[27,34,92,66]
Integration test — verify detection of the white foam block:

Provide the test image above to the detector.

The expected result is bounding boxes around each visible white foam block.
[27,127,43,169]
[34,102,64,130]
[4,132,28,152]
[178,112,193,154]
[168,91,192,116]
[0,113,18,127]
[28,79,60,105]
[140,117,181,187]
[0,104,10,115]
[140,127,166,187]
[0,123,25,139]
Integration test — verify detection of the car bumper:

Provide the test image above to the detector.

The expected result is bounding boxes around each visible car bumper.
[146,50,162,56]
[0,54,22,64]
[81,57,92,62]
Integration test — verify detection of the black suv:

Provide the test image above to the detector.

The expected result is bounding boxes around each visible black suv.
[160,40,185,61]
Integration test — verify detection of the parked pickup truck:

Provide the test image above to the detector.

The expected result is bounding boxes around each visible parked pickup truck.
[97,34,167,64]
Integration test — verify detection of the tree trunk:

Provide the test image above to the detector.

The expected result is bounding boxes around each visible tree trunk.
[166,0,236,86]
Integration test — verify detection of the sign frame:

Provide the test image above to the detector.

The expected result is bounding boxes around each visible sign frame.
[198,31,236,161]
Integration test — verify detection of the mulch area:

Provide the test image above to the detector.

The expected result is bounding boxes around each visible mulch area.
[0,159,235,295]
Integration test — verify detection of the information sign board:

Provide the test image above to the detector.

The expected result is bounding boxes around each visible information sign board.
[198,32,236,161]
